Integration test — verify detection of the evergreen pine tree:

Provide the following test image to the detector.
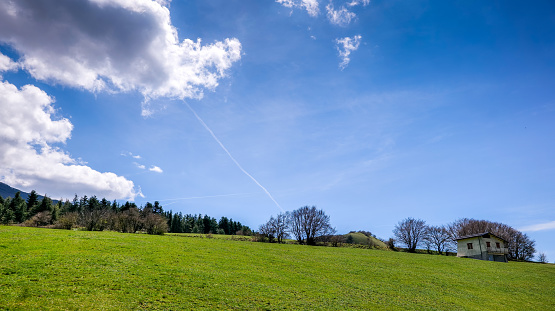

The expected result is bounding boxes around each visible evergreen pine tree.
[36,195,53,214]
[10,192,28,223]
[26,190,39,214]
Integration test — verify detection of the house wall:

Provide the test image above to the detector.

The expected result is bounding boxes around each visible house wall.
[457,237,484,258]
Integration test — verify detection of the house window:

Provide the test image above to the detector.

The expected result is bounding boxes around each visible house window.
[486,242,491,247]
[496,242,500,248]
[467,243,473,250]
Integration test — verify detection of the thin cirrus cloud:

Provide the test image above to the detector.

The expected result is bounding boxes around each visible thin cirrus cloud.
[326,3,357,27]
[121,151,142,159]
[276,0,368,26]
[134,163,146,170]
[276,0,320,17]
[276,0,367,68]
[347,0,370,7]
[519,221,555,232]
[336,35,362,69]
[0,0,241,200]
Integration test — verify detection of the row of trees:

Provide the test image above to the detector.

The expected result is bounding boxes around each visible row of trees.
[259,206,335,245]
[0,191,252,236]
[392,217,536,261]
[166,212,252,235]
[0,191,168,234]
[0,190,540,261]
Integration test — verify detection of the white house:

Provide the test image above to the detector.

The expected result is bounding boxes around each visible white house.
[456,232,508,262]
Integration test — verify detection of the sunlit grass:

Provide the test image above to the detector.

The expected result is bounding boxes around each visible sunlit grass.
[1,226,553,310]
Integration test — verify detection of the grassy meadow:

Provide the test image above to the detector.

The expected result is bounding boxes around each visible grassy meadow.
[1,226,554,310]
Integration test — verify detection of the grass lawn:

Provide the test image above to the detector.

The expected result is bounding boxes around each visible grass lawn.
[1,226,553,310]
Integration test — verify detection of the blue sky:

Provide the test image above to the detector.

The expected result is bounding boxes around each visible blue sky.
[1,0,554,260]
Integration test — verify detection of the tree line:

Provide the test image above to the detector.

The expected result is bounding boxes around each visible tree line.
[166,212,252,235]
[392,217,536,261]
[257,207,539,262]
[0,190,541,261]
[0,191,252,236]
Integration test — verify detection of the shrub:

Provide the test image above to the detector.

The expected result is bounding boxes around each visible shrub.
[54,212,79,230]
[23,211,52,227]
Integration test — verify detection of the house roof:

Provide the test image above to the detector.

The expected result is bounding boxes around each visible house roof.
[455,232,508,242]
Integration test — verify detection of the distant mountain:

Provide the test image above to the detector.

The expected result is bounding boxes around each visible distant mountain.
[0,182,50,202]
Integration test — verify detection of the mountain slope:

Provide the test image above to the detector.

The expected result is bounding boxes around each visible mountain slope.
[0,182,48,201]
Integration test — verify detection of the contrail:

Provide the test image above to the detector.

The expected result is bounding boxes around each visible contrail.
[185,102,284,213]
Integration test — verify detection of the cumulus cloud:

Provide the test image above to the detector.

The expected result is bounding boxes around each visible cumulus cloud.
[519,221,555,232]
[0,0,242,104]
[149,166,163,173]
[335,35,362,69]
[0,53,18,73]
[0,80,138,200]
[276,0,320,17]
[326,3,356,26]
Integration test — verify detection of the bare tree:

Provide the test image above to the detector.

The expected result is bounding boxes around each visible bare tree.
[287,206,334,245]
[258,222,276,242]
[393,217,427,252]
[330,235,345,247]
[270,213,289,243]
[424,225,451,255]
[259,213,289,243]
[538,252,548,264]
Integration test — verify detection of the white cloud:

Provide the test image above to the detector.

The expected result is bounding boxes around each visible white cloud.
[302,0,320,17]
[0,53,18,73]
[149,166,163,173]
[277,0,296,8]
[335,35,362,69]
[0,0,241,105]
[121,151,142,159]
[519,221,555,232]
[134,162,146,170]
[326,4,356,26]
[348,0,370,7]
[0,80,138,200]
[276,0,320,17]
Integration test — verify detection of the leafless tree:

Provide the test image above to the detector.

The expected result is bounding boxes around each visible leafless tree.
[270,213,289,243]
[538,252,548,264]
[258,222,276,242]
[330,235,345,247]
[393,217,427,252]
[424,225,451,255]
[287,206,334,245]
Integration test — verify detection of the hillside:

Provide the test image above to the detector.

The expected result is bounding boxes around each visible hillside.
[344,231,387,248]
[0,182,28,200]
[0,182,54,202]
[1,226,553,310]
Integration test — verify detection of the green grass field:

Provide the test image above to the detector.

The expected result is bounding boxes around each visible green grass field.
[1,226,553,310]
